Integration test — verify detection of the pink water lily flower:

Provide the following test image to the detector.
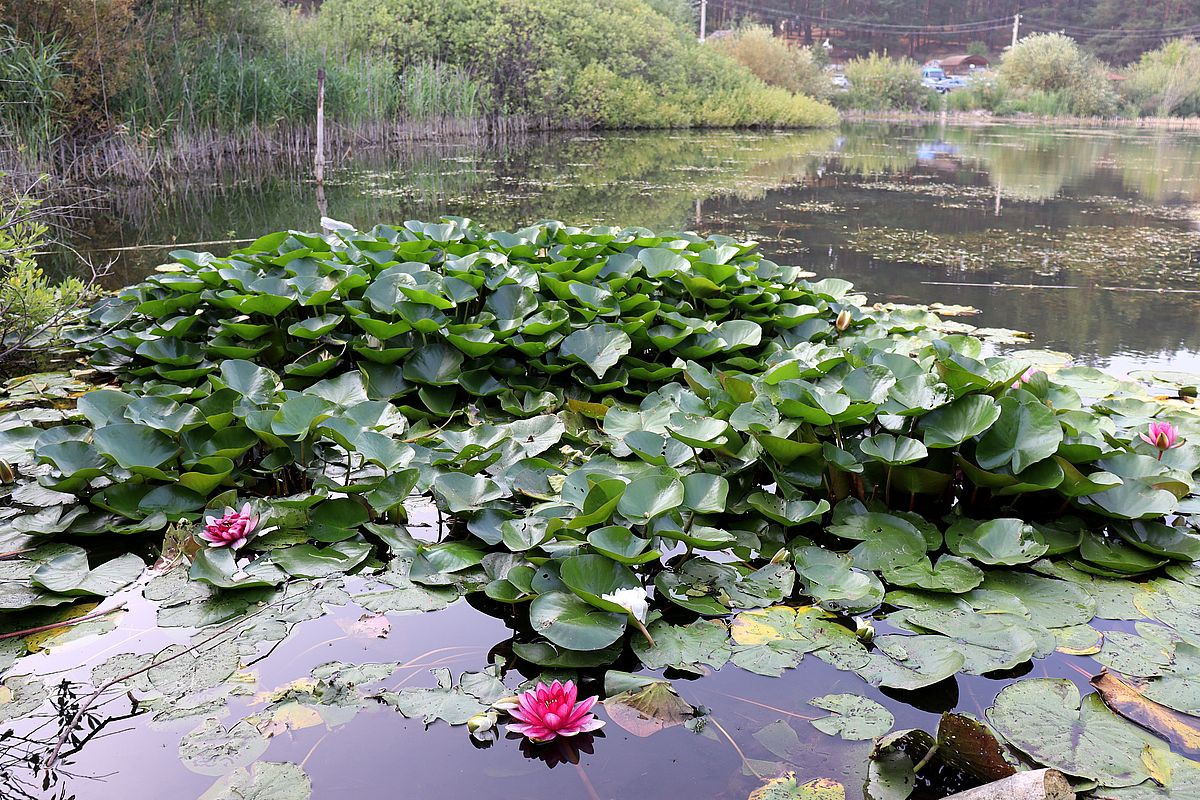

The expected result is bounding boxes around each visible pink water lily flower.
[199,503,261,550]
[1140,421,1183,458]
[1011,367,1039,390]
[507,680,604,743]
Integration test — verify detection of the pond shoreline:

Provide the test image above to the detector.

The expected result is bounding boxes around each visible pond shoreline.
[842,108,1200,130]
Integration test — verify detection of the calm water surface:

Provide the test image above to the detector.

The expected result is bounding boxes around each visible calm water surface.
[29,122,1200,798]
[62,121,1200,374]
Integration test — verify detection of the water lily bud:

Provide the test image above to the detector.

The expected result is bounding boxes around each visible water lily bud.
[835,309,853,332]
[0,460,14,484]
[855,619,875,643]
[491,695,520,712]
[467,710,497,735]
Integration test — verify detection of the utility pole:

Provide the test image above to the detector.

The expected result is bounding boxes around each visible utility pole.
[699,0,707,42]
[1011,13,1021,49]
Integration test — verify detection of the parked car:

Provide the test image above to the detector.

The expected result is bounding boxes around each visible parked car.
[921,66,947,91]
[937,76,969,91]
[830,74,850,91]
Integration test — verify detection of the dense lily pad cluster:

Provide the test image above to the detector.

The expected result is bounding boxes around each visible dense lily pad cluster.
[2,220,1200,798]
[1,219,1198,646]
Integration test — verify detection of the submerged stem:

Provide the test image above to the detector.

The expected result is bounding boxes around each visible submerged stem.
[709,715,762,779]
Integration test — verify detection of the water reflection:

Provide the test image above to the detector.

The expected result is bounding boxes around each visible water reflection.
[55,122,1200,373]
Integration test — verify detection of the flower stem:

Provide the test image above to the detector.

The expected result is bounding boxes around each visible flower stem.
[630,616,655,647]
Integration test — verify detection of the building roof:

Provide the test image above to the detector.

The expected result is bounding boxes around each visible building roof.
[939,54,990,67]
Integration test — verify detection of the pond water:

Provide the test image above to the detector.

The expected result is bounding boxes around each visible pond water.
[61,121,1200,374]
[11,122,1200,799]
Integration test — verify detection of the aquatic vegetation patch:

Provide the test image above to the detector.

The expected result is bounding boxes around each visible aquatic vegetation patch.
[845,223,1200,286]
[0,220,1199,797]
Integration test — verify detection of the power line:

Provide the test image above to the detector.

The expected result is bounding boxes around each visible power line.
[719,0,1200,39]
[721,0,1013,34]
[1024,22,1200,40]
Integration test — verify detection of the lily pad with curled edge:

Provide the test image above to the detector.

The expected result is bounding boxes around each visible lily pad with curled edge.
[631,618,731,674]
[985,678,1162,787]
[827,512,928,571]
[859,434,927,466]
[944,518,1048,566]
[512,638,625,668]
[1078,533,1170,575]
[1053,624,1103,656]
[809,693,894,740]
[865,731,921,800]
[602,671,694,737]
[586,526,661,565]
[746,493,829,526]
[854,634,965,690]
[616,473,684,524]
[882,555,983,593]
[1115,520,1200,561]
[529,590,627,651]
[919,395,1000,448]
[903,609,1038,675]
[793,546,884,614]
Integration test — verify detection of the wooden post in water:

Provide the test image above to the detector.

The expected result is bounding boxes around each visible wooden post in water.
[315,68,326,186]
[315,67,329,225]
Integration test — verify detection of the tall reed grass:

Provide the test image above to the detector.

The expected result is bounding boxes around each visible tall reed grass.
[0,26,68,154]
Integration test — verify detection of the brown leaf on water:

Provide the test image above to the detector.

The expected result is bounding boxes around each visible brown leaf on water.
[936,712,1017,783]
[604,682,693,737]
[1092,671,1200,757]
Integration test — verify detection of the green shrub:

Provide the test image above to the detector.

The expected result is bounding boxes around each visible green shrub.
[322,0,838,128]
[710,25,830,100]
[1123,37,1200,117]
[0,184,92,361]
[998,33,1120,117]
[839,53,934,111]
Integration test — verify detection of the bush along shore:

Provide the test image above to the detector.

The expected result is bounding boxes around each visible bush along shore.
[1,220,1200,796]
[818,33,1200,123]
[0,0,837,183]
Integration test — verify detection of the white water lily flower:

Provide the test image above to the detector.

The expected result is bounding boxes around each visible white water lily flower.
[601,587,649,623]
